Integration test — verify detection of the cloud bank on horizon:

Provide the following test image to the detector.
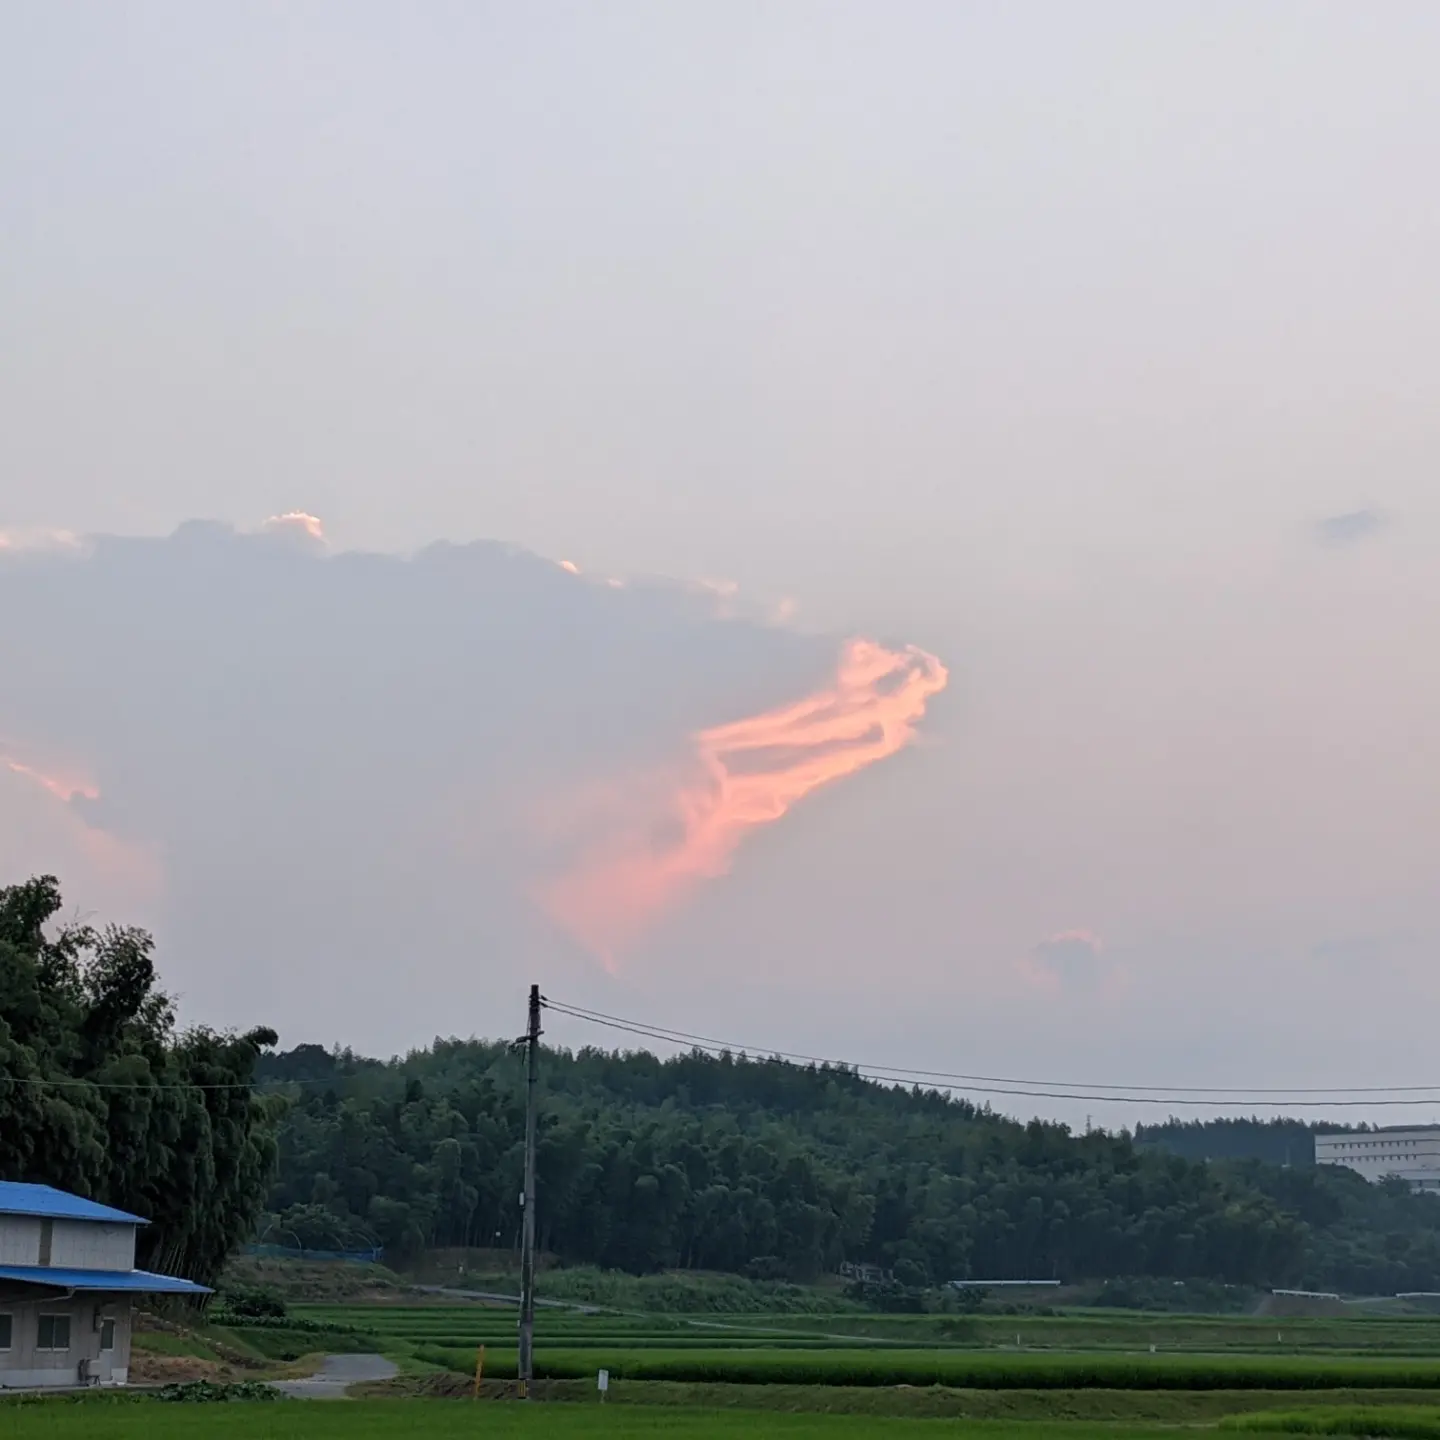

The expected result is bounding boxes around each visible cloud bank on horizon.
[0,518,946,1032]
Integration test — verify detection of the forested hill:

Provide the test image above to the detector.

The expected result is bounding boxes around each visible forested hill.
[257,1040,1440,1294]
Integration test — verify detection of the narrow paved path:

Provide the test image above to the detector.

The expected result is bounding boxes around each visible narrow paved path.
[270,1353,397,1399]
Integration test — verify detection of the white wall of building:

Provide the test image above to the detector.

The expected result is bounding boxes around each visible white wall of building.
[50,1222,136,1272]
[1315,1130,1440,1191]
[0,1219,43,1267]
[0,1297,132,1389]
[0,1217,137,1272]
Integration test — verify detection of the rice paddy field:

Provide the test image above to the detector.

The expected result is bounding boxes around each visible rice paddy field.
[11,1297,1440,1437]
[305,1301,1440,1431]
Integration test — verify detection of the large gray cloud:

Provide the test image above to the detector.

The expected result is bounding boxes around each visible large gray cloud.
[0,523,838,1047]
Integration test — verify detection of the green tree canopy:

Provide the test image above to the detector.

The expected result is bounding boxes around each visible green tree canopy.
[260,1036,1314,1287]
[0,875,280,1284]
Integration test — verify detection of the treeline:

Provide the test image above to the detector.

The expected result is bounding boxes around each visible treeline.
[1211,1157,1440,1295]
[260,1038,1311,1287]
[1132,1117,1440,1293]
[1135,1118,1368,1168]
[0,876,279,1284]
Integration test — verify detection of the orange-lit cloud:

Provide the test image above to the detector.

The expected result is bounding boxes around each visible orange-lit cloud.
[1,747,163,911]
[4,758,100,804]
[0,528,84,554]
[263,511,326,542]
[538,638,948,966]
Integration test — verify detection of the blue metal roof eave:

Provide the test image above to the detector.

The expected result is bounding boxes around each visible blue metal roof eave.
[0,1265,211,1295]
[0,1182,148,1226]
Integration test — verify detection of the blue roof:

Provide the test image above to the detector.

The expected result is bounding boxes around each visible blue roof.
[0,1265,211,1295]
[0,1182,146,1225]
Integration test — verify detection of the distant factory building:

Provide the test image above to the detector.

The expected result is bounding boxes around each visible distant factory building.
[1314,1128,1440,1193]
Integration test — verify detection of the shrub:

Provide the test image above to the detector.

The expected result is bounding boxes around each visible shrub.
[215,1284,287,1320]
[154,1381,285,1403]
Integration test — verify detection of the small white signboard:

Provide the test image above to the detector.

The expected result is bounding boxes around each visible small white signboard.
[597,1369,610,1398]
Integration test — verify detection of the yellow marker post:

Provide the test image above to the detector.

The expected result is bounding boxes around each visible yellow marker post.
[472,1344,485,1400]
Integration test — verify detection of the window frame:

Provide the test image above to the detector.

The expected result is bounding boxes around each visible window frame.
[0,1313,12,1352]
[36,1313,72,1352]
[99,1316,116,1351]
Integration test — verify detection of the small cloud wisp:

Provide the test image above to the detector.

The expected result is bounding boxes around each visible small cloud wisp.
[1316,509,1386,547]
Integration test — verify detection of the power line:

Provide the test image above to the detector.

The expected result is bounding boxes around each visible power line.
[543,998,1440,1110]
[545,1000,1440,1095]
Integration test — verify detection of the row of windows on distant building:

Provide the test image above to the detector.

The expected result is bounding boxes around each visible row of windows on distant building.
[1325,1141,1425,1152]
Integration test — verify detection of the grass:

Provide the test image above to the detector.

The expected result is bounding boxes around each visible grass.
[362,1375,1440,1423]
[1224,1409,1440,1436]
[208,1325,379,1361]
[220,1255,404,1303]
[0,1399,1193,1438]
[129,1333,224,1361]
[422,1264,856,1315]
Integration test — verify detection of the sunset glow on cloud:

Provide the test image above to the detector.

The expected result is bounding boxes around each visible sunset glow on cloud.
[263,511,326,542]
[4,757,100,804]
[0,747,162,910]
[539,638,948,966]
[0,528,83,554]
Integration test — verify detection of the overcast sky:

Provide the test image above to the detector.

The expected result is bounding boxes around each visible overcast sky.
[4,2,1440,1128]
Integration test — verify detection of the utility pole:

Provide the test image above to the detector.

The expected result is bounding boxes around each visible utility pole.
[517,983,541,1398]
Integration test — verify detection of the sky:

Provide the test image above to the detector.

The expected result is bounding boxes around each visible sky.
[3,2,1440,1129]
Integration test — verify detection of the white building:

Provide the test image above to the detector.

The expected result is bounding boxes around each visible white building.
[1314,1128,1440,1193]
[0,1181,210,1389]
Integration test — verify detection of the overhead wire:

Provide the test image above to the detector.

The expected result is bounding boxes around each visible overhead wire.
[9,995,1437,1109]
[543,997,1440,1110]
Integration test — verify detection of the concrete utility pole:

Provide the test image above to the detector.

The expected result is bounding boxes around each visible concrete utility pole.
[517,983,541,1398]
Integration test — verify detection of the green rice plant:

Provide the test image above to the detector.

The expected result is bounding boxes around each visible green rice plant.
[407,1346,1440,1391]
[1223,1408,1440,1437]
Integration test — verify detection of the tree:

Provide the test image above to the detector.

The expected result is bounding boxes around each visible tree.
[0,875,279,1284]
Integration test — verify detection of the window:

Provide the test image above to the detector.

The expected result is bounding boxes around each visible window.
[37,1314,71,1351]
[0,1314,11,1351]
[99,1318,115,1351]
[38,1218,53,1267]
